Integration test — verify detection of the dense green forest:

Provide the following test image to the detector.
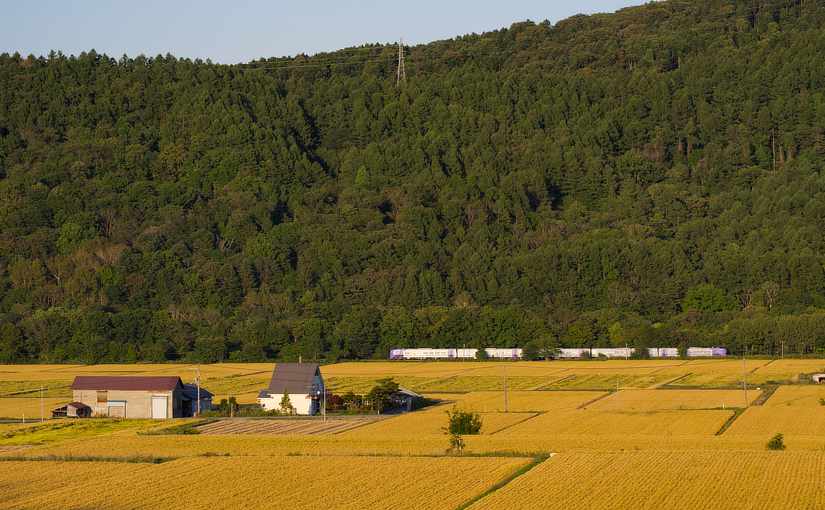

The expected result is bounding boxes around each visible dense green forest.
[3,0,825,363]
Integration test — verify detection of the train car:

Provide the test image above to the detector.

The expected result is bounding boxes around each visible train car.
[389,346,727,360]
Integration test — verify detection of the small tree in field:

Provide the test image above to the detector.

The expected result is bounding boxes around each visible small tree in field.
[280,392,295,415]
[767,433,786,450]
[444,408,482,454]
[447,432,466,454]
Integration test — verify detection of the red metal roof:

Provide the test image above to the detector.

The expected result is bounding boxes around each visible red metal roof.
[70,376,183,391]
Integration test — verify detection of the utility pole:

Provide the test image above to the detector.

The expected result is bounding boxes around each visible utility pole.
[503,365,509,413]
[396,38,406,87]
[742,349,749,408]
[191,366,201,417]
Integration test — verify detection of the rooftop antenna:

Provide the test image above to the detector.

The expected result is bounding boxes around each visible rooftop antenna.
[396,38,406,87]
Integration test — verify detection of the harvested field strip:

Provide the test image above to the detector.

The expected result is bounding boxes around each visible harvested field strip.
[196,418,381,435]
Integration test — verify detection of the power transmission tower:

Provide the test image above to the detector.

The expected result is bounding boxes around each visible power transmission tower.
[396,38,406,87]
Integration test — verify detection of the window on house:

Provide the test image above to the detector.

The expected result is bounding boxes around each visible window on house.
[97,390,108,403]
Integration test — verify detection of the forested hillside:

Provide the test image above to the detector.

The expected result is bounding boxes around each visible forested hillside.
[2,0,825,363]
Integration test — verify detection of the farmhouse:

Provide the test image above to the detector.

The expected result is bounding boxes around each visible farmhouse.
[258,363,324,415]
[66,376,211,419]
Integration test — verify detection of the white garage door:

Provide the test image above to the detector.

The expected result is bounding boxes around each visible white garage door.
[151,396,168,419]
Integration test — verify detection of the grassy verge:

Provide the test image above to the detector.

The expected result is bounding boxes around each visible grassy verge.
[138,418,214,435]
[715,408,746,435]
[1,419,157,445]
[0,454,175,464]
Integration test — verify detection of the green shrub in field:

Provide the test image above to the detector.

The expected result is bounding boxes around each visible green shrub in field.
[767,433,786,451]
[445,408,482,435]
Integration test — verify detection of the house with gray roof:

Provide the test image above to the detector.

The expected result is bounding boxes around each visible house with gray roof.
[257,363,325,415]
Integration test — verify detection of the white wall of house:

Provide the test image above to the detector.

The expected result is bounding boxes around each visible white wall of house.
[259,393,317,415]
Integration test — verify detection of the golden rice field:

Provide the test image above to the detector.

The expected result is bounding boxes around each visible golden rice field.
[0,456,530,510]
[345,406,536,436]
[499,408,733,436]
[469,451,825,510]
[587,389,759,411]
[444,390,605,412]
[3,360,825,509]
[766,385,825,407]
[725,407,825,436]
[0,398,68,420]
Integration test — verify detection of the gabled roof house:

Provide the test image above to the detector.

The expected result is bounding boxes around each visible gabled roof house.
[258,363,324,415]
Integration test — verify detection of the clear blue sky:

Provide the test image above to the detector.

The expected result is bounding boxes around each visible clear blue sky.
[2,1,644,64]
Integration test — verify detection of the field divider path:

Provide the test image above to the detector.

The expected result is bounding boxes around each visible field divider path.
[455,453,555,510]
[714,408,745,435]
[534,373,575,390]
[488,412,542,435]
[577,391,615,409]
[658,373,693,388]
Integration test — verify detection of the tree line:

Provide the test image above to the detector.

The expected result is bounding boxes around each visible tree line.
[3,0,825,363]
